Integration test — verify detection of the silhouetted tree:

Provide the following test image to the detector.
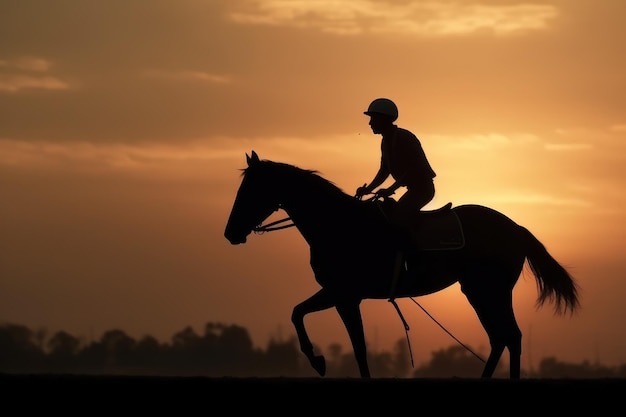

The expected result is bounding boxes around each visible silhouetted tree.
[172,326,201,348]
[538,357,617,378]
[167,325,202,373]
[320,342,342,376]
[412,345,493,378]
[47,330,81,373]
[264,336,300,376]
[2,321,626,378]
[87,329,135,373]
[392,338,412,377]
[215,324,255,376]
[368,350,394,377]
[131,335,165,375]
[0,323,45,372]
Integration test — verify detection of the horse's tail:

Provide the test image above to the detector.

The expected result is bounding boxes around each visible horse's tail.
[522,227,581,316]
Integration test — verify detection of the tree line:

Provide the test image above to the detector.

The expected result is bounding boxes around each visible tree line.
[1,321,624,378]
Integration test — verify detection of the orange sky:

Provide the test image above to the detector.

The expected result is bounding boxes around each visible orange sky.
[1,1,625,369]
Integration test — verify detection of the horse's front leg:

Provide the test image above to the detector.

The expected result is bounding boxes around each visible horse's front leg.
[291,289,338,377]
[336,301,370,378]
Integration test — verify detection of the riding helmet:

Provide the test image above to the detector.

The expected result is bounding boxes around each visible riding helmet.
[364,98,398,121]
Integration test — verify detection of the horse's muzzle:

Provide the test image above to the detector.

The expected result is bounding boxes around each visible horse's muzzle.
[224,229,248,245]
[227,236,246,245]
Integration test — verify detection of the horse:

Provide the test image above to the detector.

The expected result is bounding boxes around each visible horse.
[224,150,580,378]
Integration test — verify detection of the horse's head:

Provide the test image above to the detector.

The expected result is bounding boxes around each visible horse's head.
[224,150,283,244]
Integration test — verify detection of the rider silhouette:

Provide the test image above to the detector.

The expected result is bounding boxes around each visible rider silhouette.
[356,98,436,222]
[355,98,436,290]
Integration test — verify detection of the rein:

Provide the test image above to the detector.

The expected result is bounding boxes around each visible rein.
[254,217,295,234]
[254,194,381,234]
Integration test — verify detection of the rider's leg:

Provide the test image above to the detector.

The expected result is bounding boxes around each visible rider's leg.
[389,250,405,300]
[389,188,429,249]
[387,197,416,299]
[388,185,434,297]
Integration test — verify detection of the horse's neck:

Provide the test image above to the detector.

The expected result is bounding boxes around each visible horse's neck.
[282,190,350,243]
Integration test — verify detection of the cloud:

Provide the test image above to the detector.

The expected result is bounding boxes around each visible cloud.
[609,124,626,132]
[0,137,247,175]
[143,69,232,84]
[0,56,52,72]
[229,0,559,36]
[0,56,70,92]
[551,125,626,154]
[544,143,593,151]
[485,192,591,207]
[431,132,541,151]
[0,74,70,92]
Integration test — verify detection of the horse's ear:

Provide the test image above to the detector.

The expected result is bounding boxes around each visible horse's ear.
[247,150,260,167]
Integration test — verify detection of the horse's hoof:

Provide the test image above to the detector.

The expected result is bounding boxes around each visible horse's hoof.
[310,355,326,376]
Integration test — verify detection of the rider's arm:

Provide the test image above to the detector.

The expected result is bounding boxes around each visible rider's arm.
[385,179,404,194]
[374,170,407,197]
[364,164,389,194]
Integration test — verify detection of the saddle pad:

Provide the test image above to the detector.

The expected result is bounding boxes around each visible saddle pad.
[410,210,465,250]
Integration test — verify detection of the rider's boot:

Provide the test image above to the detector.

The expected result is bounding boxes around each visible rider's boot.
[388,210,421,300]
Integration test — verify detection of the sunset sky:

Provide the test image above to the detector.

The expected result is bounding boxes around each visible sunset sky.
[1,0,625,370]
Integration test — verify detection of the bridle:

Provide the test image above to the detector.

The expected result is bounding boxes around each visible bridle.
[253,204,295,234]
[254,216,295,234]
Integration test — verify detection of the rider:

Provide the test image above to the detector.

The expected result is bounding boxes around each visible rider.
[355,98,436,291]
[356,98,436,222]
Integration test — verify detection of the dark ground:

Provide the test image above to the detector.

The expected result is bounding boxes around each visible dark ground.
[4,374,624,412]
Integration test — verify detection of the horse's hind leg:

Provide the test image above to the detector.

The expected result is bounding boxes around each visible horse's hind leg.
[463,284,522,379]
[474,301,521,378]
[482,343,507,378]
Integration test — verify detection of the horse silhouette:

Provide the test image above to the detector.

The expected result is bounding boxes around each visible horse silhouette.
[224,150,580,378]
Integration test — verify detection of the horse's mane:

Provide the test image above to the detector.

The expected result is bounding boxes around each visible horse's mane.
[244,159,351,200]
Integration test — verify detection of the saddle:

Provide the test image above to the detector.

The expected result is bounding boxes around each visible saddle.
[381,201,465,251]
[409,202,464,250]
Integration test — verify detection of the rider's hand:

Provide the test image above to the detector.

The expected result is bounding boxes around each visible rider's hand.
[375,188,395,199]
[355,185,371,198]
